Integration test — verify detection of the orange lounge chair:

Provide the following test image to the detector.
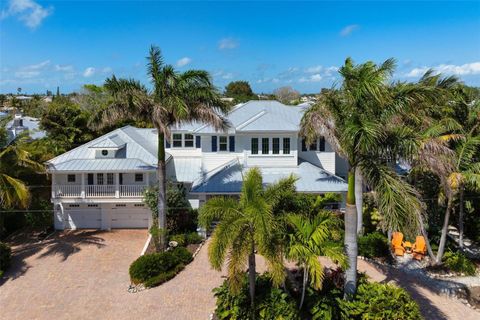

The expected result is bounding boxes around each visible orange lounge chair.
[391,232,406,256]
[412,236,426,260]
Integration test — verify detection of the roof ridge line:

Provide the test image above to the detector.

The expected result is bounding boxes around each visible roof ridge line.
[235,109,267,131]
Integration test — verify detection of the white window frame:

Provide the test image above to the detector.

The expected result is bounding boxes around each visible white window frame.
[219,136,228,152]
[67,174,76,183]
[171,133,196,149]
[135,173,144,182]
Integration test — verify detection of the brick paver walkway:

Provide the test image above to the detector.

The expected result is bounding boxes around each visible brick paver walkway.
[1,231,478,320]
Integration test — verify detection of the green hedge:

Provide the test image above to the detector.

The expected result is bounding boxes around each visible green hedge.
[129,247,193,287]
[169,232,203,247]
[0,242,11,276]
[358,232,390,259]
[443,251,477,276]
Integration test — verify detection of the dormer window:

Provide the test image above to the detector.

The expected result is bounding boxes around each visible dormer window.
[171,133,196,148]
[219,136,228,151]
[101,150,108,156]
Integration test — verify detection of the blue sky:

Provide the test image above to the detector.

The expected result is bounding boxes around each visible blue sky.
[1,0,479,94]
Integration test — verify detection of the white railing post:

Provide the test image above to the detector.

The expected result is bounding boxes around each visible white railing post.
[81,173,85,198]
[52,174,56,198]
[115,173,120,198]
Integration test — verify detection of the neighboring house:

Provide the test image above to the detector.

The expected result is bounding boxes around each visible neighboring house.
[7,114,46,144]
[47,100,348,230]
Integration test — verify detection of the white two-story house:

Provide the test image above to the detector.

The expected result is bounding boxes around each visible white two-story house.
[47,100,348,230]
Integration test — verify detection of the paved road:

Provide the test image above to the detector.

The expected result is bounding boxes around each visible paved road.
[1,230,477,320]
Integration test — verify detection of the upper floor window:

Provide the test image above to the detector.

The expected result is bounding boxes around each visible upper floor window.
[172,133,183,147]
[107,173,114,185]
[172,133,196,148]
[97,173,104,185]
[219,136,228,151]
[262,138,269,154]
[302,137,326,152]
[272,138,280,154]
[135,173,144,182]
[283,138,290,154]
[67,174,76,183]
[251,138,258,154]
[184,134,194,147]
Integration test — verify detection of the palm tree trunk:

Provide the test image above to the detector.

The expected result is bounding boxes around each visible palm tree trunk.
[417,212,436,261]
[248,238,256,313]
[344,169,358,298]
[299,265,308,309]
[436,195,454,264]
[355,168,363,235]
[157,132,167,251]
[458,187,464,249]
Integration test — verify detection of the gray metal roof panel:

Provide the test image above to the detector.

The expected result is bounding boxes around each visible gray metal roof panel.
[49,158,156,172]
[191,160,347,193]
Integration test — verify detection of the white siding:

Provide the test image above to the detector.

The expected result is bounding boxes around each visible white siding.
[242,134,298,167]
[201,135,244,171]
[298,138,336,174]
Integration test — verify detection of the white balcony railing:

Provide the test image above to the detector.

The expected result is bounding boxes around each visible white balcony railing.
[120,185,146,197]
[53,185,147,198]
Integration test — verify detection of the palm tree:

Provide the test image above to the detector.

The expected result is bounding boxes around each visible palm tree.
[92,46,230,249]
[301,58,427,296]
[0,137,43,235]
[198,168,284,311]
[286,212,346,309]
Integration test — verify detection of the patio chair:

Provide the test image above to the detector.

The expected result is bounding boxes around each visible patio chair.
[391,232,406,256]
[412,236,426,260]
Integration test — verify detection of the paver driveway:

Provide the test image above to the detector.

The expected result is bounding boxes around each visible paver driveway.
[0,230,226,320]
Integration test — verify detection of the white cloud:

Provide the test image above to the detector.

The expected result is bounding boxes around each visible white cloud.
[222,72,233,80]
[1,0,53,29]
[83,67,96,77]
[54,64,74,72]
[406,62,480,77]
[101,67,112,74]
[218,37,239,50]
[299,74,323,83]
[340,24,359,37]
[14,60,50,78]
[305,66,322,73]
[176,57,192,67]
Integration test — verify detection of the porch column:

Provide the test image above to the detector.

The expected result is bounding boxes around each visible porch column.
[115,173,120,198]
[81,173,85,198]
[146,171,149,186]
[51,174,56,198]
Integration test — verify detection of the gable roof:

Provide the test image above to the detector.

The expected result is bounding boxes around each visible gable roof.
[172,100,305,134]
[46,126,168,171]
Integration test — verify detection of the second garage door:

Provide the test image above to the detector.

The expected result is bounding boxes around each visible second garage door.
[109,204,150,228]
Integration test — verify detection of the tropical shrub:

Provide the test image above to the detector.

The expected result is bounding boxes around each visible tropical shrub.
[339,281,423,320]
[358,232,390,259]
[214,273,300,320]
[169,231,203,247]
[170,247,193,265]
[143,263,186,288]
[443,251,477,276]
[0,242,11,276]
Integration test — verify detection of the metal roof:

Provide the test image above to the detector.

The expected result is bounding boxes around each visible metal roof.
[166,157,204,182]
[191,159,348,194]
[89,134,126,149]
[47,126,163,171]
[173,100,305,133]
[48,158,156,172]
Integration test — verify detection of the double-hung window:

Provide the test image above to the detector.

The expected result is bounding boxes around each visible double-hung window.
[67,174,76,183]
[184,134,194,148]
[262,138,269,154]
[219,136,228,151]
[135,173,144,182]
[251,138,259,154]
[97,173,104,185]
[272,138,280,154]
[283,138,290,154]
[172,133,183,147]
[107,173,114,185]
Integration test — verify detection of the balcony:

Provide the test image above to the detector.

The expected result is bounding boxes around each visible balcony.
[53,184,147,198]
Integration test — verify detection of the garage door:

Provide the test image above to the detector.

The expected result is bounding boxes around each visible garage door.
[109,204,150,229]
[65,204,102,229]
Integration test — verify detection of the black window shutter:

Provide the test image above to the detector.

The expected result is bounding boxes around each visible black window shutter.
[212,136,217,152]
[229,136,235,152]
[165,139,170,148]
[319,137,325,151]
[195,136,201,148]
[301,139,307,151]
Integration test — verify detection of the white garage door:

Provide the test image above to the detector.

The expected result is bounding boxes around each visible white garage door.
[109,204,150,229]
[65,205,102,229]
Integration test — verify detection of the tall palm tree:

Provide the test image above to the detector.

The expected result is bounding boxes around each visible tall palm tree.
[286,212,346,309]
[301,58,427,296]
[198,168,285,311]
[0,137,43,235]
[92,46,230,249]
